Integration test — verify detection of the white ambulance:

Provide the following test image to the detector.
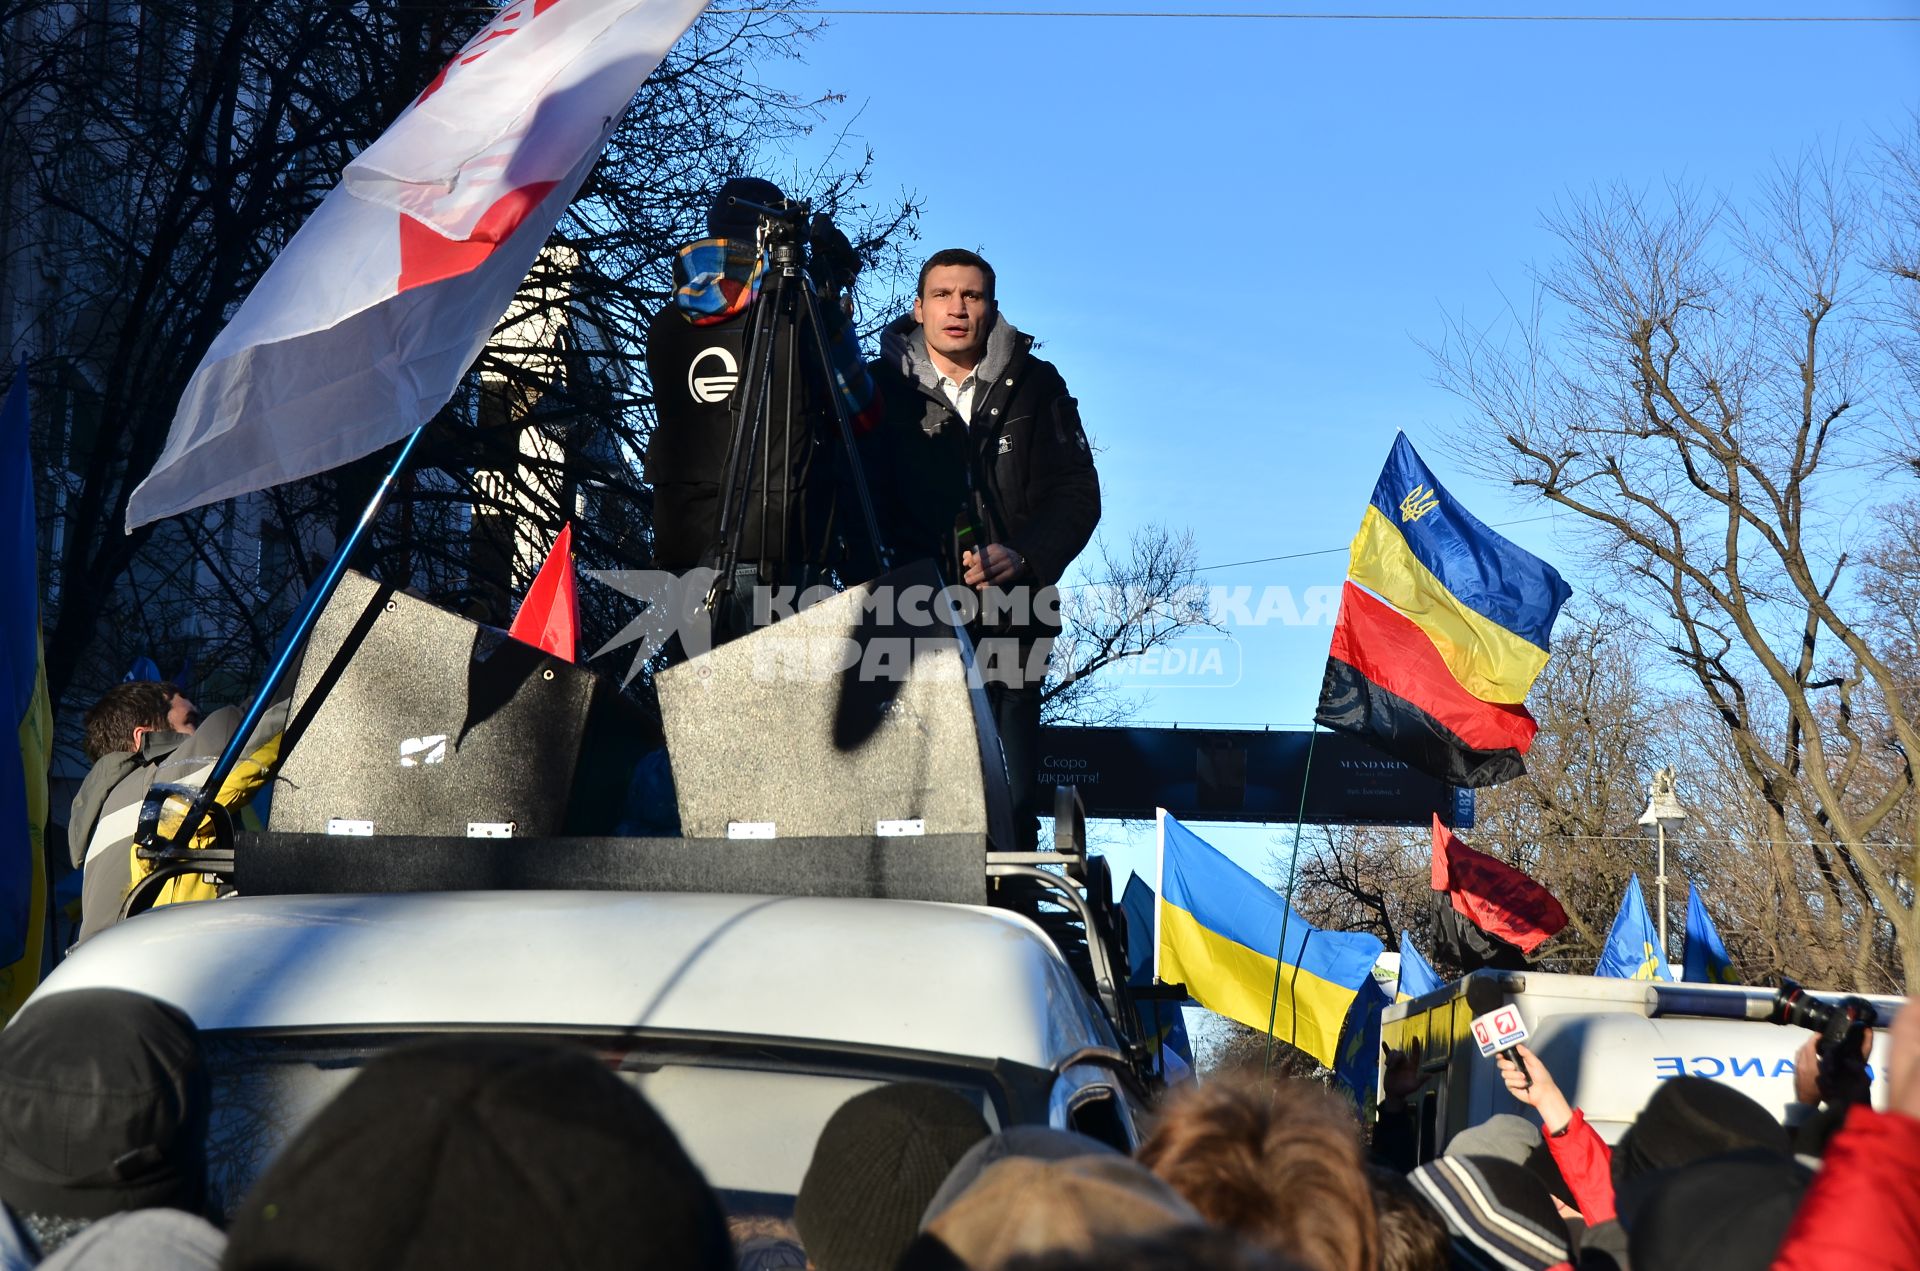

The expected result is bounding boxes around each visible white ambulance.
[1380,970,1904,1158]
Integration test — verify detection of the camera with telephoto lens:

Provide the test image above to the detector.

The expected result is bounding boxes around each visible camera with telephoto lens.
[1769,978,1878,1062]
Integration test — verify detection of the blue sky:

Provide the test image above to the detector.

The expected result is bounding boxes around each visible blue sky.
[752,2,1920,888]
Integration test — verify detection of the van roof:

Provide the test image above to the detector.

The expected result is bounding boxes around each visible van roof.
[33,891,1118,1070]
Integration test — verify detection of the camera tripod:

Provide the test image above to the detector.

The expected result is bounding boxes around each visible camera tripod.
[704,197,890,635]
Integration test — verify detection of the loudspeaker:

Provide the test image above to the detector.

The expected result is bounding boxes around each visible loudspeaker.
[657,561,1016,846]
[272,571,601,837]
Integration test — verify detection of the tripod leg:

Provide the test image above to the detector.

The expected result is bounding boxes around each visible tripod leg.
[797,285,891,575]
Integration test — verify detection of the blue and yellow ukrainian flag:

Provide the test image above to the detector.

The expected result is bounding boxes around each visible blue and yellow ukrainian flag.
[1154,811,1383,1067]
[1597,873,1672,982]
[1346,433,1571,706]
[0,363,48,1019]
[1396,930,1444,1001]
[1681,881,1738,985]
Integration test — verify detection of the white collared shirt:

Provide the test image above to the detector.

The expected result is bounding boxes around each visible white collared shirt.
[937,368,981,423]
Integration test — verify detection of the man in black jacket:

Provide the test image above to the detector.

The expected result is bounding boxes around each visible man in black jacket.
[867,248,1101,847]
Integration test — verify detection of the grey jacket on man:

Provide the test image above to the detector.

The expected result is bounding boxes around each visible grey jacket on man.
[70,708,241,944]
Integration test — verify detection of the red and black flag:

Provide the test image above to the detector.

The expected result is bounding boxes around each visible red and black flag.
[1429,814,1567,969]
[1315,433,1571,788]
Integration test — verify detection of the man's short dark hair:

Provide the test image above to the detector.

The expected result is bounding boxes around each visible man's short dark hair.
[81,682,174,764]
[918,248,996,302]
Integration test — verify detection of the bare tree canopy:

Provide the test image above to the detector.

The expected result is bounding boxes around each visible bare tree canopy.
[1428,125,1920,989]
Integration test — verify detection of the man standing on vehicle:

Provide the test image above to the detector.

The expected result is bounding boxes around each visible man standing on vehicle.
[867,249,1101,849]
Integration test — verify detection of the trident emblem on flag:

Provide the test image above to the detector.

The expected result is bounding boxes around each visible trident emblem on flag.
[1398,484,1439,522]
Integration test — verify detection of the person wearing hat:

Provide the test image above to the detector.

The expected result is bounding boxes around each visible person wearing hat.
[792,1081,991,1271]
[0,989,217,1264]
[1494,1044,1616,1223]
[643,176,881,646]
[222,1036,733,1271]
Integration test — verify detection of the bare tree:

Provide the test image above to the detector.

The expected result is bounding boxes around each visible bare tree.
[1430,143,1919,988]
[2,0,919,729]
[1044,524,1218,726]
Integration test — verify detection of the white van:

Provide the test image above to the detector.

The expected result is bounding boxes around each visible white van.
[1380,970,1903,1158]
[30,886,1152,1221]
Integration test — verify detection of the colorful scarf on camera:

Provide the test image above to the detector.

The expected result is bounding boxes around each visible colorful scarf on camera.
[671,237,765,326]
[668,236,879,434]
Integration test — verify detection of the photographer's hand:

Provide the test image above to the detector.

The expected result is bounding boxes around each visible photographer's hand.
[964,544,1025,587]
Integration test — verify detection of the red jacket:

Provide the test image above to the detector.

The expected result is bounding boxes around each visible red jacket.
[1774,1105,1920,1270]
[1544,1108,1615,1224]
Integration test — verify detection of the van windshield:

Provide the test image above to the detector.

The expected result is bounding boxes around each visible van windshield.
[200,1030,1020,1221]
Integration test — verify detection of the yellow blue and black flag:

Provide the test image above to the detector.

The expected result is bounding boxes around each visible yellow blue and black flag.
[1154,811,1382,1068]
[1316,433,1571,787]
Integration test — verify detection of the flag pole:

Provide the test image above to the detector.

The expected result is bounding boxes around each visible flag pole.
[1263,724,1320,1073]
[151,422,431,851]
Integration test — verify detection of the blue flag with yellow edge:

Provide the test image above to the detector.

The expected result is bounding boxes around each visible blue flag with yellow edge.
[1119,872,1193,1067]
[1346,432,1571,705]
[1154,811,1383,1067]
[1597,873,1672,982]
[1682,881,1738,984]
[1396,931,1444,1001]
[0,361,49,1001]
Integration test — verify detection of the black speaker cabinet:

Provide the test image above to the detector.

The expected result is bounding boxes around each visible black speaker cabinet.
[272,571,600,838]
[657,560,1016,846]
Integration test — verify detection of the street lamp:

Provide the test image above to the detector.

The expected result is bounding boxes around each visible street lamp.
[1637,767,1689,959]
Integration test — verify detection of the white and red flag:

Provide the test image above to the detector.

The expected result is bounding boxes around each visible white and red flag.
[127,0,710,530]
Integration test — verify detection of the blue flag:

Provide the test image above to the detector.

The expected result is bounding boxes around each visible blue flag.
[1396,931,1444,1001]
[1119,872,1192,1066]
[1333,974,1391,1110]
[0,361,49,998]
[1597,874,1672,981]
[1681,881,1737,984]
[123,656,163,683]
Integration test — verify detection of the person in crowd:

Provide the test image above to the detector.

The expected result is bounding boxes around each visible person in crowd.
[919,1127,1120,1230]
[995,1225,1309,1270]
[1493,1046,1615,1223]
[70,680,283,944]
[792,1082,990,1271]
[221,1037,733,1271]
[865,248,1100,850]
[1408,1155,1573,1271]
[1366,1166,1448,1271]
[1135,1073,1378,1271]
[644,176,880,645]
[1772,999,1920,1270]
[0,990,219,1265]
[1616,1147,1810,1270]
[907,1154,1206,1269]
[1608,1071,1790,1186]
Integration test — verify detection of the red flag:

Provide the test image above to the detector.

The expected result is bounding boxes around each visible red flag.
[508,523,578,662]
[1430,814,1567,955]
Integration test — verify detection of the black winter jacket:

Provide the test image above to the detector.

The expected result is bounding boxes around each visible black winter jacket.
[866,314,1100,623]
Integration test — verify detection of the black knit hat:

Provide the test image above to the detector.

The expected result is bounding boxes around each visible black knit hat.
[222,1037,732,1271]
[0,989,208,1220]
[708,177,786,240]
[1409,1155,1574,1271]
[1620,1148,1811,1270]
[1612,1076,1790,1184]
[793,1082,991,1271]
